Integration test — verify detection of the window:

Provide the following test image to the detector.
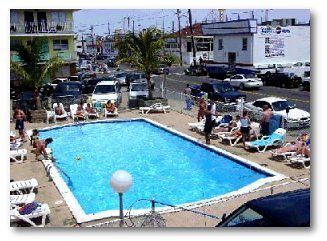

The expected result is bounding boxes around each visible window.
[218,39,223,50]
[10,10,19,24]
[242,38,248,51]
[51,11,66,22]
[253,101,268,109]
[53,39,68,51]
[265,37,270,44]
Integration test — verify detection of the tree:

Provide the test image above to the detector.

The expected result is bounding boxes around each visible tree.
[10,37,64,110]
[116,28,165,99]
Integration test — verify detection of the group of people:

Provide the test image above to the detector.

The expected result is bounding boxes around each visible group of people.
[196,98,276,147]
[12,107,53,160]
[53,100,117,120]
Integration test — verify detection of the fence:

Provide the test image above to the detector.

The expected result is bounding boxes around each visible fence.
[153,86,243,119]
[87,176,309,227]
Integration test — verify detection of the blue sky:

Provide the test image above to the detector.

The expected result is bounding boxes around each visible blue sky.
[74,9,310,36]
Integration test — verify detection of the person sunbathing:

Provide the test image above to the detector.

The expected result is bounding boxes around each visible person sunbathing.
[34,138,53,160]
[213,115,240,134]
[273,132,309,155]
[75,103,86,119]
[55,103,63,115]
[105,100,116,113]
[85,103,96,114]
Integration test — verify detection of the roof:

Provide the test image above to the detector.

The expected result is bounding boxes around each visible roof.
[255,96,287,103]
[247,189,310,227]
[171,23,204,37]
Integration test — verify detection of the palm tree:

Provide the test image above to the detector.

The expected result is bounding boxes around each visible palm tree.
[10,37,64,110]
[116,28,165,99]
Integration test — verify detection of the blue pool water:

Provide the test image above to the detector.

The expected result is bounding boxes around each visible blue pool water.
[39,120,270,214]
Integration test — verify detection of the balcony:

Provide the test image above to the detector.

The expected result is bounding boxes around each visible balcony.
[56,51,77,61]
[10,21,74,35]
[11,51,50,63]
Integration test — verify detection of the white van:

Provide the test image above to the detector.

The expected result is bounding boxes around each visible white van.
[129,82,149,100]
[92,81,122,106]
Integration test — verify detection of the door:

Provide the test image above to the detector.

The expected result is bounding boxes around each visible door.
[24,11,34,33]
[37,11,47,32]
[228,52,236,70]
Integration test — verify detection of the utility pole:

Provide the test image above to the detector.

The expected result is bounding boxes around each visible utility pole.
[132,20,135,36]
[172,21,175,33]
[176,9,183,66]
[107,22,110,35]
[188,9,197,67]
[127,17,130,32]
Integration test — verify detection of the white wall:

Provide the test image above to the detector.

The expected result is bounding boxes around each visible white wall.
[253,26,310,66]
[213,34,253,65]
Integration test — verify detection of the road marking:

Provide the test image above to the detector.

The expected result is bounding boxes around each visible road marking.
[239,90,310,103]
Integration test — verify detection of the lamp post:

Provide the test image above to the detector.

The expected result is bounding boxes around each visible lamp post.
[109,170,133,227]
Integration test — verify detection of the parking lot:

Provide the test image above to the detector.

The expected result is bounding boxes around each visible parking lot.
[152,66,310,112]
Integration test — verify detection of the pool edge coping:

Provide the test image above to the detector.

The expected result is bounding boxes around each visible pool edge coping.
[38,117,287,224]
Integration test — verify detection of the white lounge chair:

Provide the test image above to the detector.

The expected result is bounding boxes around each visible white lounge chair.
[10,203,50,227]
[288,155,310,169]
[10,178,38,194]
[245,128,286,153]
[70,104,87,120]
[270,142,298,160]
[53,103,68,121]
[10,193,36,205]
[104,107,119,118]
[217,126,243,146]
[10,131,23,150]
[10,149,27,163]
[139,103,171,114]
[188,119,206,131]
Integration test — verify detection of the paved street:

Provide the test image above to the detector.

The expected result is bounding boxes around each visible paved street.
[152,66,310,112]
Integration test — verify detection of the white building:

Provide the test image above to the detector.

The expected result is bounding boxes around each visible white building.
[202,19,310,69]
[165,23,214,65]
[103,35,118,58]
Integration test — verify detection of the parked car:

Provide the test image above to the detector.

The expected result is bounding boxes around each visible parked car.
[223,74,263,90]
[153,64,169,75]
[301,71,310,91]
[259,72,301,88]
[50,78,68,89]
[216,189,310,227]
[125,72,147,87]
[82,76,117,94]
[52,81,83,98]
[107,57,117,67]
[68,75,80,82]
[129,82,149,100]
[92,80,122,106]
[244,97,310,128]
[191,81,246,103]
[114,72,129,85]
[206,66,235,79]
[184,64,207,76]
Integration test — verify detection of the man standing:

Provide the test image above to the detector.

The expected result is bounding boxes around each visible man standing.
[184,84,192,110]
[261,105,272,136]
[13,107,26,142]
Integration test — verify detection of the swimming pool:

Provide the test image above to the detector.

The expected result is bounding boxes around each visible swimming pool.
[39,118,284,223]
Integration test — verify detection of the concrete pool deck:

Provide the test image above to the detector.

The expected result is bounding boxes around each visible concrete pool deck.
[10,110,310,227]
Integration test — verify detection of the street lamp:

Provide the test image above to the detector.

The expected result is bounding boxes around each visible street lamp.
[109,170,133,227]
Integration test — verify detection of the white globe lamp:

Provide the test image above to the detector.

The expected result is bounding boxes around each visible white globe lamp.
[110,170,133,227]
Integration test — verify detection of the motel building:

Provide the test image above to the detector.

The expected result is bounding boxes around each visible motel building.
[201,18,310,71]
[10,9,78,87]
[165,23,214,65]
